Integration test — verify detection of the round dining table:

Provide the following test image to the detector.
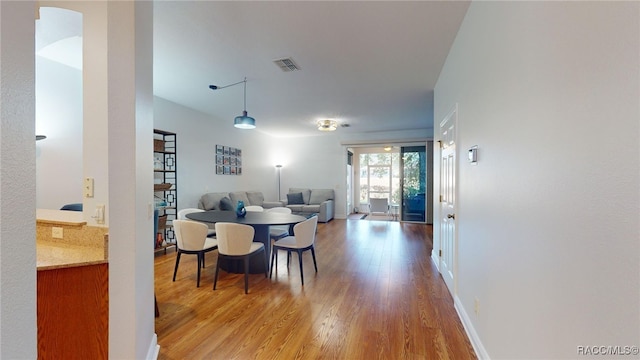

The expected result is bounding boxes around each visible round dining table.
[185,210,307,273]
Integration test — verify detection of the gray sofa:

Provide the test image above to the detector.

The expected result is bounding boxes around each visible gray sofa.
[283,188,334,223]
[197,191,283,211]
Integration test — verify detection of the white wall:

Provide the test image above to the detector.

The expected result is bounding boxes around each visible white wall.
[434,2,639,359]
[154,97,347,218]
[0,2,38,358]
[36,56,83,209]
[105,2,156,358]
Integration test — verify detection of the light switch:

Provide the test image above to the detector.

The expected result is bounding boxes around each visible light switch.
[84,177,94,198]
[468,146,478,165]
[94,204,105,224]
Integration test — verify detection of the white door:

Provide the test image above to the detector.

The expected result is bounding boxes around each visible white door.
[439,106,457,294]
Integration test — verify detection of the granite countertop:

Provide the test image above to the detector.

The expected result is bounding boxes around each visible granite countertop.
[36,209,107,270]
[37,240,107,270]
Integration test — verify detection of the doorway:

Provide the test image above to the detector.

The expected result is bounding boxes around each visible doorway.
[347,144,432,223]
[358,151,400,212]
[400,146,426,222]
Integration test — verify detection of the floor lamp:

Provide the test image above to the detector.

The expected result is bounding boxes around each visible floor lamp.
[275,164,283,200]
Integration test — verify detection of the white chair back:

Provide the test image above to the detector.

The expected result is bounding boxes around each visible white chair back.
[266,207,292,214]
[292,216,318,248]
[215,222,256,255]
[173,219,209,251]
[369,198,389,214]
[244,205,264,212]
[177,208,204,220]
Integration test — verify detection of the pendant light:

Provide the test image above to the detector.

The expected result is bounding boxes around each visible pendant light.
[209,77,256,129]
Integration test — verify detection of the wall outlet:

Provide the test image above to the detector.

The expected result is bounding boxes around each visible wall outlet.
[474,297,480,316]
[52,227,63,239]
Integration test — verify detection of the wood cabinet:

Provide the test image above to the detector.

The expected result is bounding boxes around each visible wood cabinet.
[37,263,109,359]
[154,129,177,251]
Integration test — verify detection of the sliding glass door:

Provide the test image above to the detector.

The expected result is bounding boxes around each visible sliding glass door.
[401,146,426,222]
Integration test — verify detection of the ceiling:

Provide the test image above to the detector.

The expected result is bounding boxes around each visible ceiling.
[153,1,470,138]
[36,2,471,139]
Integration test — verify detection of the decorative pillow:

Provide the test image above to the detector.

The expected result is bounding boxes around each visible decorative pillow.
[289,188,311,204]
[287,192,305,205]
[219,197,234,211]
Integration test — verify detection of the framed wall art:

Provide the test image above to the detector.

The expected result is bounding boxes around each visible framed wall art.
[216,145,242,175]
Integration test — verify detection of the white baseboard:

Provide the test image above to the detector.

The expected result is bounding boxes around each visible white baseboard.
[146,333,160,360]
[454,295,490,360]
[431,249,440,271]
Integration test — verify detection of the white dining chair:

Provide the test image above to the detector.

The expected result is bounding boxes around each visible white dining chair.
[177,207,216,237]
[270,215,318,285]
[173,220,219,287]
[214,222,268,294]
[177,208,204,220]
[266,207,293,241]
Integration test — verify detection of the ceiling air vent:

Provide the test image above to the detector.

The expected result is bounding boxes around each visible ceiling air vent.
[273,58,300,72]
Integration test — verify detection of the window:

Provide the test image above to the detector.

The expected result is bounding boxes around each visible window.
[359,153,400,204]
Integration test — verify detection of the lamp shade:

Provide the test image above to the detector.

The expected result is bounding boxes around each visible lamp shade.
[234,111,256,129]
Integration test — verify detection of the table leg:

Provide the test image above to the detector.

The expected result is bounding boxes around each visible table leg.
[254,225,271,263]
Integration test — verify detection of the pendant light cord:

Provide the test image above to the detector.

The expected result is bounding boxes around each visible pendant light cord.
[211,79,245,90]
[243,77,247,112]
[209,77,248,111]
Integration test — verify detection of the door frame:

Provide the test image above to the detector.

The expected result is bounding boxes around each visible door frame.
[433,104,458,296]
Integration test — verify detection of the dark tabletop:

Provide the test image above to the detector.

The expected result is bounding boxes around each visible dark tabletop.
[185,210,307,226]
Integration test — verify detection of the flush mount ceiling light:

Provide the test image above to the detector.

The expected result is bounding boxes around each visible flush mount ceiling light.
[383,146,392,151]
[317,119,337,132]
[209,77,256,129]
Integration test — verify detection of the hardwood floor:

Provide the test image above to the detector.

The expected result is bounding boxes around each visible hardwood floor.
[155,219,476,359]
